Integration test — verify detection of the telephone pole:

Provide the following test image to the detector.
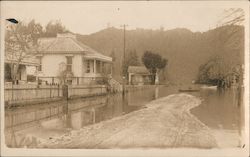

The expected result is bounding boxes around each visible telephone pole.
[123,25,127,64]
[121,24,128,96]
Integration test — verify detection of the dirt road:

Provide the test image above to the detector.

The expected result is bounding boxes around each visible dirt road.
[37,93,217,148]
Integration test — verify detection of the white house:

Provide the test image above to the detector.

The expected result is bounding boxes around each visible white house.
[36,33,112,85]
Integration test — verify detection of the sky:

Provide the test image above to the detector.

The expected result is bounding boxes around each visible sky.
[1,1,248,35]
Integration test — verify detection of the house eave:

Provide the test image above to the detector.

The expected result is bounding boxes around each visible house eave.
[5,60,39,66]
[36,51,84,55]
[83,55,112,62]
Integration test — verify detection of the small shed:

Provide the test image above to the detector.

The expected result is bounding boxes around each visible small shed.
[128,66,152,85]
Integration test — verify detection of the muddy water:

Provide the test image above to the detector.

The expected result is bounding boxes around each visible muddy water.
[5,85,243,148]
[190,87,244,148]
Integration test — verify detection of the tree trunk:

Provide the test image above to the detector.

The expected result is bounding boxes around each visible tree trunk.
[151,74,156,85]
[10,63,20,84]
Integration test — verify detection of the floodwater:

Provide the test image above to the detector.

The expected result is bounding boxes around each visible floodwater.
[190,87,244,148]
[5,85,243,148]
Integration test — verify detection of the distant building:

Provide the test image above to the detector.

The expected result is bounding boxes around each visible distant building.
[36,33,112,85]
[128,66,152,85]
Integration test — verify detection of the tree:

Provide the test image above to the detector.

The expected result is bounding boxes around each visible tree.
[141,51,167,84]
[197,56,227,85]
[27,19,43,45]
[5,20,42,83]
[122,49,140,78]
[44,20,68,37]
[197,8,245,88]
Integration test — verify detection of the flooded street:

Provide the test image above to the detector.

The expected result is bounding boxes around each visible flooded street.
[5,85,243,148]
[190,88,244,148]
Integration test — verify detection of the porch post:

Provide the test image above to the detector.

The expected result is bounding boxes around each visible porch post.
[93,59,96,74]
[128,73,132,85]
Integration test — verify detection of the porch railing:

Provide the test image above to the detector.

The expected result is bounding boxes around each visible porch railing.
[37,76,109,85]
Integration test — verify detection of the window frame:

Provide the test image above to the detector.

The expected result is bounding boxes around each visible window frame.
[66,56,73,72]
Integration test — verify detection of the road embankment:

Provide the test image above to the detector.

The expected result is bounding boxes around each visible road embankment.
[36,93,217,148]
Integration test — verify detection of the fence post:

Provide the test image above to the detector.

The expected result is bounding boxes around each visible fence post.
[58,84,60,97]
[50,85,52,98]
[62,84,68,100]
[11,82,13,101]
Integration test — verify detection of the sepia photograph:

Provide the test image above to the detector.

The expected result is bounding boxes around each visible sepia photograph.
[0,1,249,156]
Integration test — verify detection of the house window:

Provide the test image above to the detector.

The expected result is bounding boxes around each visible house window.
[37,56,42,71]
[86,60,90,73]
[66,56,72,71]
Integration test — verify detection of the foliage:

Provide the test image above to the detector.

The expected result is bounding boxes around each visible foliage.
[141,51,167,84]
[197,55,242,88]
[5,19,70,83]
[197,57,226,85]
[122,49,140,78]
[197,8,244,87]
[44,20,68,37]
[5,20,42,83]
[27,20,43,45]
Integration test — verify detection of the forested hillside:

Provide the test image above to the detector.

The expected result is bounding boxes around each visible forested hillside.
[77,26,244,84]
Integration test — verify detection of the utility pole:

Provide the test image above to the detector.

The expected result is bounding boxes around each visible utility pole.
[121,24,128,96]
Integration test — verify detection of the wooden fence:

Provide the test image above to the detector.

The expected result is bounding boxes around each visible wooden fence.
[37,76,109,85]
[5,85,62,102]
[4,84,108,105]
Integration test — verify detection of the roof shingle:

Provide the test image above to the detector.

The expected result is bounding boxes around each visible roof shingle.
[37,34,112,62]
[128,66,150,74]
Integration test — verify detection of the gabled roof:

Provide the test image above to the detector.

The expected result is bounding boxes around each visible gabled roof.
[37,33,112,62]
[128,66,150,74]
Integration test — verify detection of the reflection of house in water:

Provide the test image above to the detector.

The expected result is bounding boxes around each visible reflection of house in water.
[5,86,161,147]
[128,66,152,85]
[126,87,156,107]
[66,95,124,129]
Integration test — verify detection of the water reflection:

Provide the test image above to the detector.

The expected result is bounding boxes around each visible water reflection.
[5,87,164,134]
[5,85,243,148]
[191,88,241,130]
[190,87,243,147]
